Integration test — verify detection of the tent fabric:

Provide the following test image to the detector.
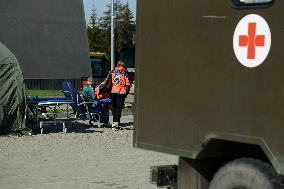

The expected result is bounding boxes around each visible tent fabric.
[0,42,27,134]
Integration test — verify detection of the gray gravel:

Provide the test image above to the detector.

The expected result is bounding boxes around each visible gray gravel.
[0,115,178,189]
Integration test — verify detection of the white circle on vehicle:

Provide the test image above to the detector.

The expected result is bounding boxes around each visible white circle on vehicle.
[233,14,271,68]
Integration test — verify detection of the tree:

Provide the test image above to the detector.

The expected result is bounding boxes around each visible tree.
[86,1,136,59]
[87,6,102,52]
[98,0,123,59]
[115,2,135,51]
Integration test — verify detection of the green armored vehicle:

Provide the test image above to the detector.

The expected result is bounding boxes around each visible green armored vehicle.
[134,0,284,188]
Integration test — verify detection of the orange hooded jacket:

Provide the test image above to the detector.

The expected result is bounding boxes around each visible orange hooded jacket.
[111,66,131,95]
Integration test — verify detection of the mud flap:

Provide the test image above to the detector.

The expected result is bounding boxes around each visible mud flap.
[151,165,177,188]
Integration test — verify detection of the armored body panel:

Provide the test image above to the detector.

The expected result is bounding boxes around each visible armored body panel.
[134,0,284,174]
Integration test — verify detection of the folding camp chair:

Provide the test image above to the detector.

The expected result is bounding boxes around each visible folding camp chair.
[62,81,109,127]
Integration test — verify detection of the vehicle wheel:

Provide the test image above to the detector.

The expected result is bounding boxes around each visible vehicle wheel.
[209,158,279,189]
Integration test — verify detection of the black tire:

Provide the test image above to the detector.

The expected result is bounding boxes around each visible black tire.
[209,158,281,189]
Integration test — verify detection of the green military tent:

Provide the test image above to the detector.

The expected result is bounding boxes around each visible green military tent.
[0,42,28,134]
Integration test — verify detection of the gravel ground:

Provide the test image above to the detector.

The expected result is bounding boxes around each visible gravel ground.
[0,115,178,189]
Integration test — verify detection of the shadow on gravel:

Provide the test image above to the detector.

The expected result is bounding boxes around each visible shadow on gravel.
[29,121,103,135]
[120,122,134,130]
[70,122,104,134]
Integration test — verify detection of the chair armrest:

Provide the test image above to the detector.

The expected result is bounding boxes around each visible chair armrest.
[77,102,94,106]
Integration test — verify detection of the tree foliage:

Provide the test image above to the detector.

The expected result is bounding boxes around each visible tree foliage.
[87,6,102,52]
[86,1,135,59]
[116,3,135,51]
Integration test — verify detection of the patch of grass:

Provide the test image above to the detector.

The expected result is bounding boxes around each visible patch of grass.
[27,89,64,97]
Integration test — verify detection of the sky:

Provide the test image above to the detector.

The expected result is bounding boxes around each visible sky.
[83,0,137,24]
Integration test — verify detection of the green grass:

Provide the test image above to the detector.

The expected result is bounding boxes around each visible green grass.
[27,89,83,97]
[26,89,64,97]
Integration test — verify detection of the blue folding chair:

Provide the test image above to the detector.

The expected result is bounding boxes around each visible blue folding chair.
[62,81,109,127]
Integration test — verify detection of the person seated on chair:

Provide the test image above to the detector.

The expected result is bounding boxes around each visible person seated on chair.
[82,77,98,102]
[95,80,111,101]
[94,81,112,127]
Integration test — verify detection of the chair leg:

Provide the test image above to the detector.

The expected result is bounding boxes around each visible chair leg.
[89,120,94,127]
[40,121,43,134]
[63,122,67,133]
[97,113,101,128]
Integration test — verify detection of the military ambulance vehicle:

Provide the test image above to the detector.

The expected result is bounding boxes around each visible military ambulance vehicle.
[134,0,284,188]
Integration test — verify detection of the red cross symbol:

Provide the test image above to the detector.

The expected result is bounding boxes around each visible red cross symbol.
[239,22,265,59]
